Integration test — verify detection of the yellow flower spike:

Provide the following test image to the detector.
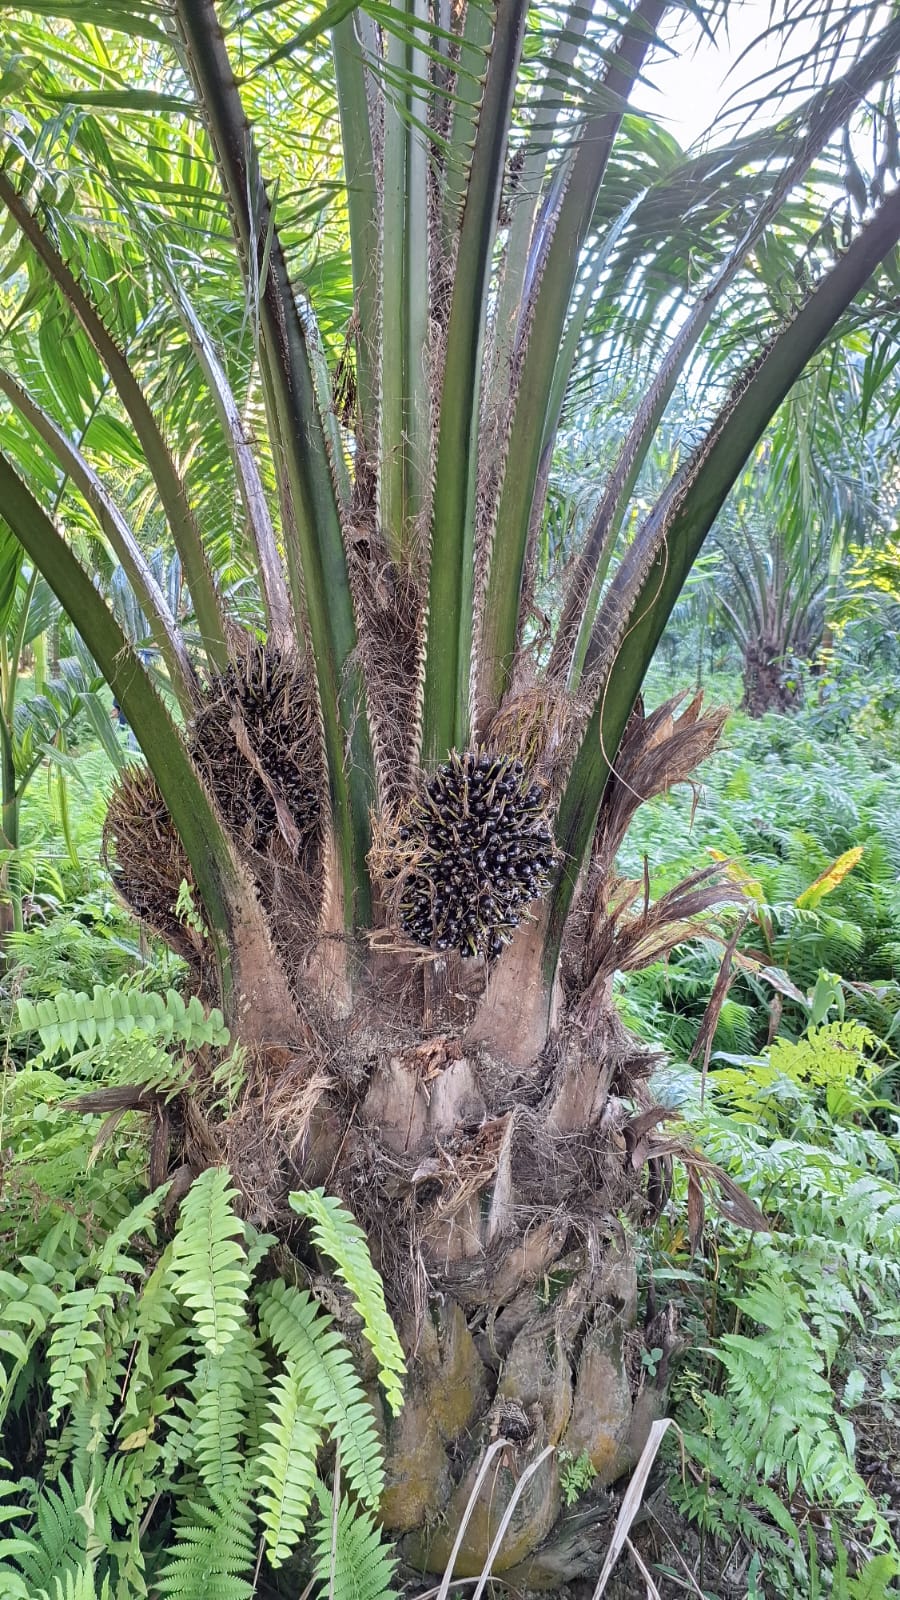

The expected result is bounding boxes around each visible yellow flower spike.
[796,846,865,910]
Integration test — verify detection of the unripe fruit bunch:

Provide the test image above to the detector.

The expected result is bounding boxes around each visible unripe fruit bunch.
[387,750,556,960]
[190,644,321,858]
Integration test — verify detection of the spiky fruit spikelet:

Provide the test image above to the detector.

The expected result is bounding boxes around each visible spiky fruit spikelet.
[189,643,321,858]
[387,751,555,960]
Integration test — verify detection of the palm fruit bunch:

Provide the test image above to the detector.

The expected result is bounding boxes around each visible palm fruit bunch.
[103,764,199,963]
[189,643,321,857]
[394,750,555,959]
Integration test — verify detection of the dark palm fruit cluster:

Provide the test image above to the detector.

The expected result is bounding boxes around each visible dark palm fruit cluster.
[190,645,321,857]
[395,750,555,959]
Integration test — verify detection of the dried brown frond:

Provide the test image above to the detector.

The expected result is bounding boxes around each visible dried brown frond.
[593,690,729,877]
[579,863,745,1011]
[103,764,205,973]
[222,1044,342,1225]
[637,1132,771,1242]
[689,909,752,1080]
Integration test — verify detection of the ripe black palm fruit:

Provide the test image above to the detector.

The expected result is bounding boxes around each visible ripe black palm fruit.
[394,750,555,959]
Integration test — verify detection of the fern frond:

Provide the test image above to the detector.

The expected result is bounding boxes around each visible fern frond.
[119,1245,186,1431]
[0,1260,60,1424]
[289,1189,405,1414]
[96,1184,170,1275]
[40,1566,108,1600]
[311,1480,396,1600]
[254,1368,321,1566]
[46,1280,120,1426]
[0,1467,35,1598]
[16,986,229,1061]
[46,1187,168,1427]
[257,1281,384,1508]
[168,1169,250,1357]
[6,1474,90,1594]
[154,1480,255,1600]
[186,1328,260,1500]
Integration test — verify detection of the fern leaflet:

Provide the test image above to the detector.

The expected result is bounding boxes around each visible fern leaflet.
[154,1479,255,1600]
[311,1479,396,1600]
[255,1368,321,1566]
[16,985,229,1060]
[257,1281,384,1508]
[290,1188,405,1414]
[168,1169,250,1357]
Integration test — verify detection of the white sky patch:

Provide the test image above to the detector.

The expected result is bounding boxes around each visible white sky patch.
[634,3,826,149]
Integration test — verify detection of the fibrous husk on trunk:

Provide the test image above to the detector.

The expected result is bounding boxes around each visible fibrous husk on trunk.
[103,674,745,1580]
[351,550,426,812]
[485,678,586,796]
[205,994,681,1578]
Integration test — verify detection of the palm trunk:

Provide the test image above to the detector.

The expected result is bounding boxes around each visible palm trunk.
[366,1003,665,1581]
[741,637,804,716]
[213,697,725,1577]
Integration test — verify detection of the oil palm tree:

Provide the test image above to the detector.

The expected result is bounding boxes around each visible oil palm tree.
[707,350,900,713]
[3,0,900,1579]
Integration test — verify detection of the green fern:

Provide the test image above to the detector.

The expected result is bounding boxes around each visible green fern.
[3,1472,92,1596]
[311,1479,396,1600]
[2,1006,396,1595]
[16,985,229,1060]
[290,1188,406,1414]
[0,1466,35,1598]
[154,1479,256,1600]
[663,1007,900,1590]
[255,1369,322,1566]
[46,1281,121,1428]
[257,1280,385,1508]
[187,1328,262,1500]
[168,1170,250,1357]
[715,1271,885,1528]
[45,1187,168,1427]
[39,1568,109,1600]
[0,1258,61,1423]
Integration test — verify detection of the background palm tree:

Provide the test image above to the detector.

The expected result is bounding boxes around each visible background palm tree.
[2,0,900,1577]
[710,354,900,713]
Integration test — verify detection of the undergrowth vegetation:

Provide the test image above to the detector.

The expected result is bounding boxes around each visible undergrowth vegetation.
[619,692,900,1595]
[619,689,900,1058]
[0,786,402,1597]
